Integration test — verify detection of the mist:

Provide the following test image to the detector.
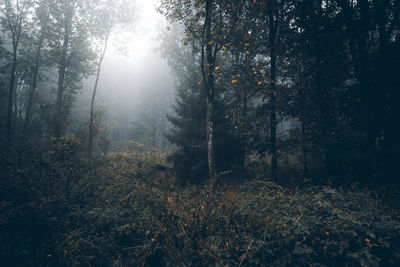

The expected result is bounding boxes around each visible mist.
[1,0,400,266]
[73,0,175,151]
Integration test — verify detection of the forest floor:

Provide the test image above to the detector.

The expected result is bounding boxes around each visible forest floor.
[1,147,400,266]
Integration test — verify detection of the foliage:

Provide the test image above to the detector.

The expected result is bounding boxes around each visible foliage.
[1,148,400,266]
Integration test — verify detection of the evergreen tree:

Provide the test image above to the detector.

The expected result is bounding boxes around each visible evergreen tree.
[162,25,239,184]
[166,75,240,184]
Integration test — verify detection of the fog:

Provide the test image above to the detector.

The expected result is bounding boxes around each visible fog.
[2,0,400,265]
[73,0,174,149]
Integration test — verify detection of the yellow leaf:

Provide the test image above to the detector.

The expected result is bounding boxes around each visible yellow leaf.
[257,81,262,85]
[232,79,237,83]
[222,45,227,50]
[254,71,257,74]
[245,50,250,54]
[167,197,173,203]
[215,66,220,70]
[245,43,250,46]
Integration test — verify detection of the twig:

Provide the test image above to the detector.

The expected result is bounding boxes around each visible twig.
[119,245,144,251]
[294,209,304,224]
[204,249,225,266]
[238,239,254,267]
[138,211,172,267]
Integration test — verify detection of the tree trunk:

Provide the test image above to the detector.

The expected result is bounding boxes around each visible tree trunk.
[206,95,216,185]
[302,121,308,177]
[6,45,18,145]
[268,1,278,180]
[88,30,110,160]
[55,4,74,140]
[23,36,43,135]
[55,38,69,139]
[201,0,217,186]
[240,90,248,173]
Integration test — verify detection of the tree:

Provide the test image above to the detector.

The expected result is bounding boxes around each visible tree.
[0,0,32,144]
[265,0,278,180]
[160,0,242,186]
[46,0,94,139]
[22,1,50,135]
[160,23,240,184]
[88,0,134,160]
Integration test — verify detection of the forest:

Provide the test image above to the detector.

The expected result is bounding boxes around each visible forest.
[1,0,400,266]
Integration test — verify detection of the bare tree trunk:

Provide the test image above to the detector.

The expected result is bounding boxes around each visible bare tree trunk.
[296,65,309,178]
[55,37,69,139]
[23,36,43,135]
[302,121,308,177]
[268,1,278,180]
[201,0,217,186]
[55,2,75,140]
[240,89,248,173]
[88,30,110,160]
[5,0,25,145]
[6,42,19,145]
[206,89,216,185]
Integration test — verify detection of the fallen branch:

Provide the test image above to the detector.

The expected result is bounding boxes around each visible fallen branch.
[238,239,254,267]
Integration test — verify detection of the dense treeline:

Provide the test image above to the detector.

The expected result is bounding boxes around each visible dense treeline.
[160,0,400,186]
[1,0,399,186]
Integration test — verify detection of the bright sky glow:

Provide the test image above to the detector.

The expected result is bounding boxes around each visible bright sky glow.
[85,0,174,121]
[109,0,164,59]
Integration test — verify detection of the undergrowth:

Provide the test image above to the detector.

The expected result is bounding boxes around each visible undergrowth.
[1,145,400,266]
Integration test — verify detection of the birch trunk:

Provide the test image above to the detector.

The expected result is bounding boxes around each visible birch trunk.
[88,30,110,160]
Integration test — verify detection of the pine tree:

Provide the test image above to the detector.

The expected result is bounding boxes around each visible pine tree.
[166,67,240,184]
